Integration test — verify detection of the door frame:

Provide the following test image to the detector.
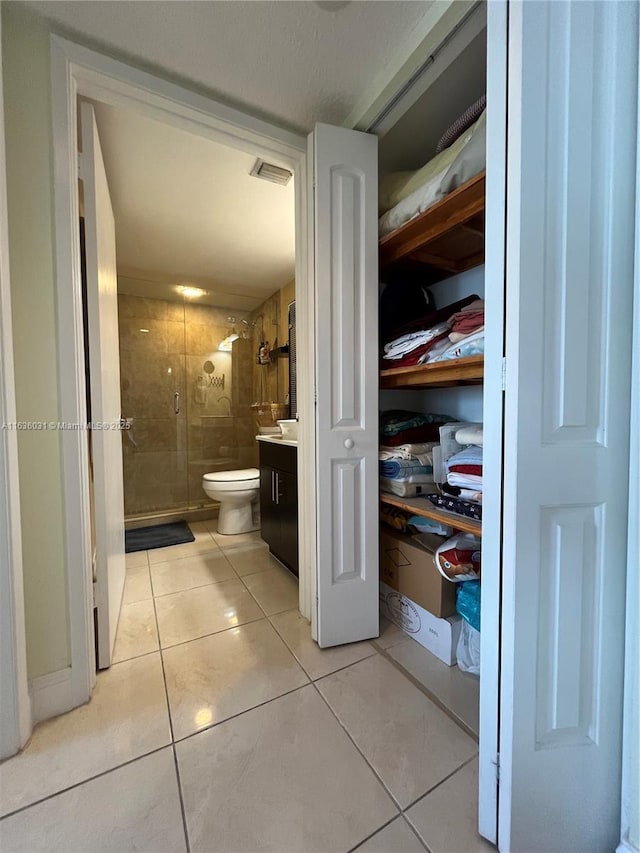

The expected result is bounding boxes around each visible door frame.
[0,17,31,758]
[49,34,315,707]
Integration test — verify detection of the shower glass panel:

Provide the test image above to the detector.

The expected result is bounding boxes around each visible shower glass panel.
[118,294,188,518]
[184,302,258,508]
[118,291,259,521]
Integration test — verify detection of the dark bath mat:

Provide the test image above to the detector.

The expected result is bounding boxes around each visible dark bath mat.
[125,520,195,553]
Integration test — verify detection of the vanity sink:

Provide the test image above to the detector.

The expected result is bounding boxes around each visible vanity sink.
[256,434,297,448]
[277,419,298,441]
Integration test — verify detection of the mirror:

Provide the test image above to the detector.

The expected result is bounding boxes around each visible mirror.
[203,360,215,375]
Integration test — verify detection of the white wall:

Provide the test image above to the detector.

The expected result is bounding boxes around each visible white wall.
[2,3,69,680]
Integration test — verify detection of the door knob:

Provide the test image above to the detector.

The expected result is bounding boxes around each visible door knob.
[344,438,354,449]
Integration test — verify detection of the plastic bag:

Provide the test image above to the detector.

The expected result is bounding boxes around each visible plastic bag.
[456,620,480,675]
[456,580,481,632]
[435,533,481,582]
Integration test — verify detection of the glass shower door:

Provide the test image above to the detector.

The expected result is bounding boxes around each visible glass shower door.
[184,302,255,508]
[118,293,188,519]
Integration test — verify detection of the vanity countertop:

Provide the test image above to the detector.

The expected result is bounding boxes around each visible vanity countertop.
[256,435,298,448]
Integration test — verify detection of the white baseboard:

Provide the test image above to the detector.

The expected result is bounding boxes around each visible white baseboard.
[29,667,74,724]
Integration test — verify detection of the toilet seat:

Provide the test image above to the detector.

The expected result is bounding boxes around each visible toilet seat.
[203,468,259,492]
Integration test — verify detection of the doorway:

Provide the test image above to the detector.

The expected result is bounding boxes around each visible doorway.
[80,93,301,669]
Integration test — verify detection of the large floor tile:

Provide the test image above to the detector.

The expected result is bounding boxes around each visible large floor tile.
[176,685,397,853]
[147,538,221,564]
[242,565,298,616]
[406,759,492,853]
[373,616,408,650]
[0,748,186,852]
[0,653,171,817]
[122,563,152,604]
[163,619,308,739]
[185,522,218,547]
[223,542,278,576]
[317,655,477,808]
[150,549,237,597]
[125,550,148,570]
[210,528,264,550]
[154,578,263,647]
[112,599,159,663]
[270,609,376,680]
[387,638,480,736]
[354,818,426,853]
[187,520,216,536]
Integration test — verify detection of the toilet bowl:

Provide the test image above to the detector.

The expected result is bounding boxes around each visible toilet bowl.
[202,468,260,535]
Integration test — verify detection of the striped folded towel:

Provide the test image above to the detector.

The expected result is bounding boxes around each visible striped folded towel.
[379,458,433,480]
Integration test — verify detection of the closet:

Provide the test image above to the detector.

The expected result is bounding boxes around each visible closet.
[376,10,488,739]
[367,2,638,850]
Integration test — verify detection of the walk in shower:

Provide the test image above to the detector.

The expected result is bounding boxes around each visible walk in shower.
[118,292,257,523]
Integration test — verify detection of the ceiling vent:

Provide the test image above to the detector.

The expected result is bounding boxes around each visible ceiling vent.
[250,159,293,186]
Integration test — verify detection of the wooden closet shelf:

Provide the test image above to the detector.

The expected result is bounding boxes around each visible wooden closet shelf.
[380,355,483,389]
[380,492,482,537]
[379,172,486,273]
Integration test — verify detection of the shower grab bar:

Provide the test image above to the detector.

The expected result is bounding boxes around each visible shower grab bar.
[174,391,180,415]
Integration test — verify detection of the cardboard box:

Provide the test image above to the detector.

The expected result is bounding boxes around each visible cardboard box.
[380,529,457,618]
[379,582,462,666]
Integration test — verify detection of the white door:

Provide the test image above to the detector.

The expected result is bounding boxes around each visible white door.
[79,102,125,669]
[311,123,379,647]
[499,2,638,850]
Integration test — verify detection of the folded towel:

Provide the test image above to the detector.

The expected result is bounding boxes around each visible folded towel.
[383,321,451,359]
[447,473,483,488]
[449,325,484,343]
[427,329,485,363]
[447,445,483,468]
[380,478,433,497]
[382,424,448,446]
[454,424,483,446]
[380,410,451,437]
[380,458,433,479]
[379,443,435,466]
[449,464,482,476]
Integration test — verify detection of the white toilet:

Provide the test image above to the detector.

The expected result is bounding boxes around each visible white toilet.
[202,468,260,535]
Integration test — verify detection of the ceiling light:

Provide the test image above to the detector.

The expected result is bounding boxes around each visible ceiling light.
[139,328,150,333]
[250,159,293,186]
[180,286,206,299]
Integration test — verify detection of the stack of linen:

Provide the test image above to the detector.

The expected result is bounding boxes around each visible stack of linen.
[379,443,436,498]
[427,299,484,363]
[380,410,452,446]
[445,444,483,502]
[425,423,483,521]
[381,296,485,368]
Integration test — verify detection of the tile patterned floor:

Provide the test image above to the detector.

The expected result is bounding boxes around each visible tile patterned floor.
[0,525,487,853]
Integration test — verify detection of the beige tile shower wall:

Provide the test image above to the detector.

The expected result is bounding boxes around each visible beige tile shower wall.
[279,279,295,407]
[183,302,244,502]
[118,295,188,516]
[248,279,294,410]
[118,295,259,514]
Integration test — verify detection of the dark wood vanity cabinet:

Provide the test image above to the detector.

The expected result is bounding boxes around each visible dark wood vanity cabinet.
[258,441,298,577]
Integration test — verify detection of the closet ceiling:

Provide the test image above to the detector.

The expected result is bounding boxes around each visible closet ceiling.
[26,0,434,133]
[91,101,295,311]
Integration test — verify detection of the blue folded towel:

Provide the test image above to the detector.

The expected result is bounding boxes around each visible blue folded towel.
[379,458,433,479]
